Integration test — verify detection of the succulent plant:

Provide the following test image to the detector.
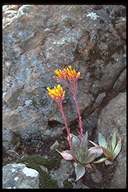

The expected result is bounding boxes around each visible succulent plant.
[90,131,122,165]
[56,132,103,181]
[48,66,123,182]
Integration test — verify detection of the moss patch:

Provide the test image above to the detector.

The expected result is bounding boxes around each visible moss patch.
[40,171,58,188]
[17,154,61,170]
[17,154,60,188]
[63,180,73,188]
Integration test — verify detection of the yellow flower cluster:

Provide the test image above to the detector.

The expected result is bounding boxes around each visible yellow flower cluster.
[47,84,65,102]
[55,65,80,81]
[47,66,80,101]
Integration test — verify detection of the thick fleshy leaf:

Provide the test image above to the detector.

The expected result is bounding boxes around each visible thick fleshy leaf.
[89,140,99,147]
[80,132,88,150]
[111,131,117,151]
[94,157,107,164]
[88,146,103,158]
[107,144,113,153]
[68,134,80,149]
[113,138,122,159]
[56,149,73,160]
[85,152,97,164]
[76,150,89,165]
[102,147,113,160]
[74,162,86,181]
[98,133,107,148]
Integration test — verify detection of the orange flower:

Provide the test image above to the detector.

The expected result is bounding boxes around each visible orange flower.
[47,84,65,102]
[54,69,67,80]
[64,66,80,81]
[55,66,80,81]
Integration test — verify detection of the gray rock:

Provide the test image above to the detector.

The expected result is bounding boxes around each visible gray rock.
[113,68,126,92]
[2,128,20,154]
[2,163,39,189]
[18,126,43,145]
[97,92,126,188]
[110,154,126,188]
[17,5,35,18]
[83,111,98,137]
[50,159,74,188]
[2,5,20,28]
[94,92,106,106]
[3,128,15,152]
[50,140,59,151]
[90,169,102,184]
[73,180,89,188]
[42,126,64,139]
[100,53,126,91]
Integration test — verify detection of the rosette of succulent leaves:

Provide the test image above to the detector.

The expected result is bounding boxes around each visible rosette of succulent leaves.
[90,131,122,165]
[56,131,122,181]
[56,132,103,181]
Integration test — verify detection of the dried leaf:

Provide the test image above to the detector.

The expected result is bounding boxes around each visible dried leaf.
[105,160,113,165]
[40,165,48,173]
[111,131,117,151]
[113,138,122,159]
[89,146,103,158]
[98,133,107,148]
[94,157,107,164]
[86,164,92,169]
[74,163,86,181]
[56,149,73,160]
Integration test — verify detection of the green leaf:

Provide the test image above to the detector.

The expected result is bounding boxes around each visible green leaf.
[85,152,96,164]
[75,148,88,163]
[102,147,113,160]
[111,131,117,151]
[98,133,107,148]
[80,132,88,151]
[74,163,86,181]
[107,143,113,153]
[93,157,107,164]
[75,149,82,162]
[113,138,122,159]
[69,134,80,150]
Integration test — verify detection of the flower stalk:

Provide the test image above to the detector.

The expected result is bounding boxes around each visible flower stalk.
[69,80,83,141]
[47,84,72,149]
[58,101,72,149]
[73,92,83,141]
[55,66,84,141]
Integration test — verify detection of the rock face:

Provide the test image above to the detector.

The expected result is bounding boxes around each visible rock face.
[2,163,39,189]
[97,92,126,188]
[3,5,126,140]
[2,5,126,188]
[3,128,17,152]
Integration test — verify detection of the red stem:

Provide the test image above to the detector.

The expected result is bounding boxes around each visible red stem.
[58,102,72,149]
[70,80,83,141]
[73,96,83,140]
